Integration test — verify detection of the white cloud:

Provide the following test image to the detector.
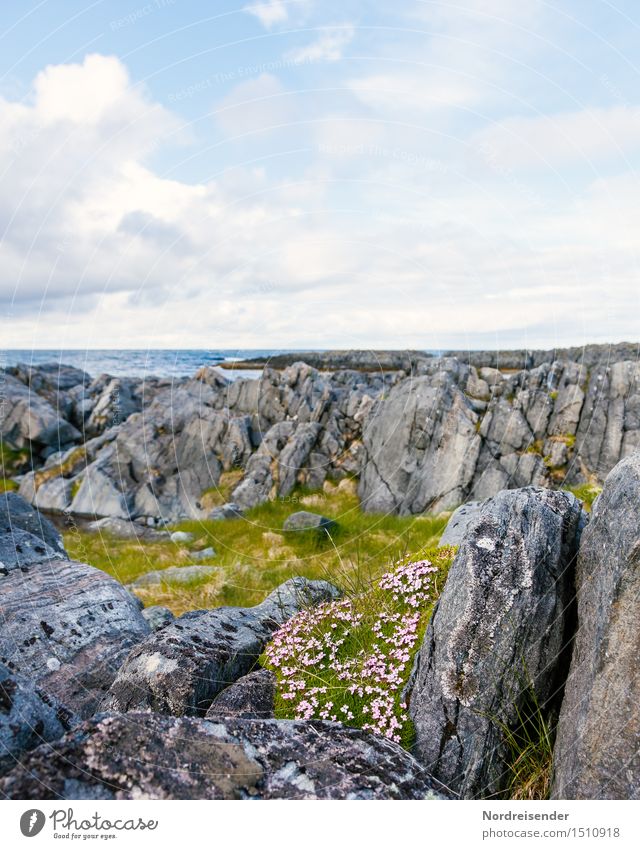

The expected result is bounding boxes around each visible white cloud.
[286,23,354,63]
[473,106,640,169]
[243,1,289,29]
[214,73,292,136]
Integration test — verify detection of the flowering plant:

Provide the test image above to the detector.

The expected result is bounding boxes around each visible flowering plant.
[263,546,455,746]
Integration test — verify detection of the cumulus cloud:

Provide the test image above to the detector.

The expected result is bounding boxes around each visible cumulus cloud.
[286,24,354,64]
[243,1,289,29]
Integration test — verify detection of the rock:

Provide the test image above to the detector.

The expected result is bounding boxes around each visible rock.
[0,663,76,776]
[0,555,150,718]
[132,564,220,587]
[206,669,276,720]
[0,712,450,800]
[105,578,341,716]
[0,491,66,554]
[408,487,586,799]
[552,452,640,800]
[283,510,337,534]
[70,464,130,518]
[208,502,243,520]
[0,528,64,573]
[189,546,216,561]
[141,606,175,631]
[439,501,483,546]
[86,516,170,542]
[170,530,195,544]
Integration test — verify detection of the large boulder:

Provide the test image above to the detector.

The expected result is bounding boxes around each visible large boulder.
[0,552,150,718]
[0,713,450,800]
[0,491,66,555]
[439,500,483,546]
[408,487,586,798]
[552,452,640,799]
[105,578,340,716]
[0,663,76,776]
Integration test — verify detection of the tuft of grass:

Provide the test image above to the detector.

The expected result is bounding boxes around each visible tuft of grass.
[0,441,29,477]
[64,485,450,615]
[563,482,602,511]
[263,545,456,749]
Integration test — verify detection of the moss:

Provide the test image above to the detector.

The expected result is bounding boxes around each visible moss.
[0,441,30,476]
[563,482,602,511]
[70,479,83,501]
[33,446,87,490]
[0,478,19,492]
[525,439,544,456]
[549,390,559,401]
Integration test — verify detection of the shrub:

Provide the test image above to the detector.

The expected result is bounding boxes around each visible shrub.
[263,546,455,747]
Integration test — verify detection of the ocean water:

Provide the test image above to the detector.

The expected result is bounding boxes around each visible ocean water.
[0,349,295,380]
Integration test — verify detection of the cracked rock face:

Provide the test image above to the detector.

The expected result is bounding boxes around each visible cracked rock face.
[0,554,150,718]
[408,487,586,799]
[206,669,276,720]
[105,578,340,717]
[552,451,640,800]
[0,713,450,800]
[0,662,76,777]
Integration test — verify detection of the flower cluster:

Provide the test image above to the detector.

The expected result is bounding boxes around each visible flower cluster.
[264,554,450,745]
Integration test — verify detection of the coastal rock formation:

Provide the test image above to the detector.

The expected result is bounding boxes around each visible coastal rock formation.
[552,452,640,799]
[0,663,76,777]
[105,578,340,716]
[0,713,450,800]
[0,490,66,554]
[0,498,150,717]
[408,487,585,798]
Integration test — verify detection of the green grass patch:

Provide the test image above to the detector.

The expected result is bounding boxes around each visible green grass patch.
[0,440,29,477]
[263,545,456,748]
[64,485,450,615]
[563,482,602,511]
[0,477,19,492]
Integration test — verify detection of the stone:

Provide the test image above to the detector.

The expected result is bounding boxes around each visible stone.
[0,712,450,800]
[189,546,216,561]
[132,564,220,588]
[0,373,81,455]
[105,578,340,716]
[0,491,66,554]
[0,528,64,573]
[206,669,276,720]
[0,663,76,777]
[552,452,640,800]
[408,487,586,799]
[0,556,150,718]
[170,530,195,544]
[208,502,243,520]
[86,516,170,542]
[141,606,175,631]
[439,501,483,546]
[282,510,337,534]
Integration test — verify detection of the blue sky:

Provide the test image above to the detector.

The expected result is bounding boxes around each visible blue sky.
[1,1,639,349]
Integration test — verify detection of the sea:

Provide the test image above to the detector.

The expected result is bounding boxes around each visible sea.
[0,349,295,381]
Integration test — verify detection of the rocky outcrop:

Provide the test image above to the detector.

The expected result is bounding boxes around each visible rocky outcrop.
[0,712,450,800]
[552,452,640,799]
[105,578,340,716]
[0,490,66,554]
[408,487,585,798]
[0,499,150,717]
[439,501,482,546]
[0,663,76,777]
[206,669,276,720]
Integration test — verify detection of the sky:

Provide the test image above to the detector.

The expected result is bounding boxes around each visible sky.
[0,0,639,351]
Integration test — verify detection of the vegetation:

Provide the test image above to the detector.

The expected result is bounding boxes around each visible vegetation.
[564,482,602,511]
[263,546,455,748]
[64,483,450,615]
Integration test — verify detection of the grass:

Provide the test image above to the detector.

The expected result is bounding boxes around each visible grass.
[0,440,29,477]
[64,483,450,615]
[199,469,244,510]
[563,482,602,511]
[263,545,456,748]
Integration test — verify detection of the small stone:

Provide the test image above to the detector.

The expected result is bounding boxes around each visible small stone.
[283,511,337,534]
[170,531,195,544]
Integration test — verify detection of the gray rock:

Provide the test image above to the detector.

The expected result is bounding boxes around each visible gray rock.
[0,491,66,554]
[283,510,337,534]
[105,578,341,716]
[552,452,640,800]
[0,528,64,573]
[0,712,450,800]
[0,663,76,776]
[408,487,586,799]
[0,556,150,718]
[132,564,220,587]
[141,606,175,631]
[439,501,483,546]
[170,530,195,544]
[208,502,243,520]
[206,669,276,720]
[86,516,170,542]
[189,546,216,561]
[0,373,81,455]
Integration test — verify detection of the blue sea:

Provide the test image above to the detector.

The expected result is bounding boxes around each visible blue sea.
[0,349,294,381]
